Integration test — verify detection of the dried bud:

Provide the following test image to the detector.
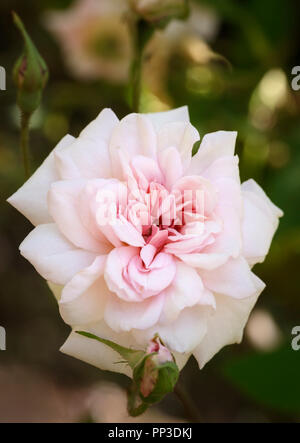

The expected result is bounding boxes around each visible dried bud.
[130,0,189,27]
[13,12,48,115]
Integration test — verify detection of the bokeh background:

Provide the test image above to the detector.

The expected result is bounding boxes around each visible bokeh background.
[1,0,300,422]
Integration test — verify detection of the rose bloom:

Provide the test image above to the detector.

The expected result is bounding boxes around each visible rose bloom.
[44,0,132,82]
[8,106,282,377]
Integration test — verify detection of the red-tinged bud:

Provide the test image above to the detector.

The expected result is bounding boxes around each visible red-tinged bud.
[12,12,48,115]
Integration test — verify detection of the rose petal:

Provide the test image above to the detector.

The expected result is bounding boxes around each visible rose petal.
[201,256,265,299]
[79,108,119,144]
[48,179,110,253]
[109,114,157,178]
[161,261,215,323]
[133,306,208,353]
[157,122,199,171]
[59,256,108,325]
[112,216,145,247]
[202,155,240,184]
[104,246,140,302]
[47,281,63,301]
[241,179,283,266]
[177,252,229,270]
[104,292,165,332]
[193,274,265,369]
[55,138,112,180]
[7,134,75,225]
[60,320,141,378]
[144,106,190,131]
[158,146,183,190]
[188,131,237,175]
[20,224,96,285]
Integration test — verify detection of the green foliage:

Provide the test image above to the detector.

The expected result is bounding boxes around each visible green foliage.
[222,345,300,415]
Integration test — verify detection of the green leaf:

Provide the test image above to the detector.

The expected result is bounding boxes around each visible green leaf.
[222,345,300,415]
[75,331,145,369]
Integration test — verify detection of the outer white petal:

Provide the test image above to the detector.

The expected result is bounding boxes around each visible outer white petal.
[171,352,190,371]
[193,274,265,369]
[161,261,215,323]
[61,320,189,377]
[79,108,119,144]
[158,146,183,190]
[144,106,190,131]
[133,306,208,354]
[55,138,112,180]
[59,256,109,326]
[48,179,110,253]
[47,281,63,301]
[205,191,243,259]
[55,109,119,180]
[242,179,283,266]
[187,131,237,175]
[104,293,165,332]
[109,113,157,178]
[20,224,96,285]
[60,320,142,378]
[7,134,75,225]
[176,252,229,270]
[201,256,263,299]
[202,155,240,184]
[157,121,200,171]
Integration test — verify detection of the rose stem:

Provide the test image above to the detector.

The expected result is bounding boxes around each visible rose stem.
[174,381,201,422]
[20,112,31,178]
[131,23,143,113]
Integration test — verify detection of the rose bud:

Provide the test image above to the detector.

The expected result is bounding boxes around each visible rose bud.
[13,12,48,115]
[132,335,179,408]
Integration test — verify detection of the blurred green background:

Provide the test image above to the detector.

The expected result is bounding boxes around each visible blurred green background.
[0,0,300,422]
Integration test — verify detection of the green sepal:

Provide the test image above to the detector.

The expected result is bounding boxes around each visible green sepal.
[134,354,179,404]
[75,331,145,369]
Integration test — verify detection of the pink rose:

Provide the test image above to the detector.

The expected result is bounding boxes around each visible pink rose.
[44,0,132,82]
[8,106,282,376]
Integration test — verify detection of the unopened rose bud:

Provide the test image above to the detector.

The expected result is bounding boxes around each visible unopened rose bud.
[140,335,174,397]
[132,334,179,409]
[130,0,189,27]
[13,12,48,115]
